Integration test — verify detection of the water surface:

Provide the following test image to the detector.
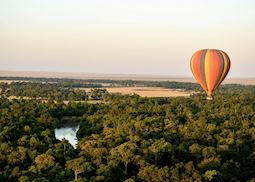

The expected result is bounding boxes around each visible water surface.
[55,125,79,148]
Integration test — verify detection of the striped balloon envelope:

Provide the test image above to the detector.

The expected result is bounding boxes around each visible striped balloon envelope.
[190,49,231,100]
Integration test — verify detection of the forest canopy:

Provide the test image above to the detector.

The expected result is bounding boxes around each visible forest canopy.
[0,77,255,181]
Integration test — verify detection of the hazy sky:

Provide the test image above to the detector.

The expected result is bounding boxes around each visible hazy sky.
[1,0,255,77]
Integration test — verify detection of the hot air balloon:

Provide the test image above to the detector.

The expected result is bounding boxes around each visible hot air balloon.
[190,49,231,100]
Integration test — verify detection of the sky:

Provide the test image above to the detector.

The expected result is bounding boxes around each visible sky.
[0,0,255,77]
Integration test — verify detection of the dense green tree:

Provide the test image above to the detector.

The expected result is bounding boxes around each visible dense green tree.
[109,142,137,175]
[66,157,93,181]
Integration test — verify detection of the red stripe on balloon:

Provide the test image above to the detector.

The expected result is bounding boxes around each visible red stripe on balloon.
[207,50,222,93]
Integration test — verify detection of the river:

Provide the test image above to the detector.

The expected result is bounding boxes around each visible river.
[55,124,79,148]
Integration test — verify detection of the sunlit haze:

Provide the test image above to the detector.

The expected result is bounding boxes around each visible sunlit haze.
[1,0,255,77]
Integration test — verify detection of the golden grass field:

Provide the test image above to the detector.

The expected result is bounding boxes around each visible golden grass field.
[0,79,194,98]
[79,87,194,97]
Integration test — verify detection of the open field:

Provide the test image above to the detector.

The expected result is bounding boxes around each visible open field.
[79,87,194,97]
[0,80,30,84]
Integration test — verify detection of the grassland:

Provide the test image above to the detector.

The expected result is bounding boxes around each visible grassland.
[78,87,194,97]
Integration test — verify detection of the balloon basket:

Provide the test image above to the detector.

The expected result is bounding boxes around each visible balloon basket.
[206,95,213,100]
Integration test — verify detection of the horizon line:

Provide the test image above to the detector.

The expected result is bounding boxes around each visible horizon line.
[0,69,255,80]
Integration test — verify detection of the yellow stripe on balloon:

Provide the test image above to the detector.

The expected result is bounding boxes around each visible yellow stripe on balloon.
[204,50,213,95]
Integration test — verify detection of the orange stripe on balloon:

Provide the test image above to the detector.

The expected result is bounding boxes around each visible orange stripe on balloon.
[191,52,202,83]
[191,50,207,92]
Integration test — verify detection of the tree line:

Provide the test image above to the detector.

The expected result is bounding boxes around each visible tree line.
[0,77,200,90]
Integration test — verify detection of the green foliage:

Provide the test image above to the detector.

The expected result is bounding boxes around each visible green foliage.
[0,82,88,101]
[1,78,255,181]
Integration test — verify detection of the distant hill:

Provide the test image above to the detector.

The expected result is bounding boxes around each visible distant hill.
[1,70,255,85]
